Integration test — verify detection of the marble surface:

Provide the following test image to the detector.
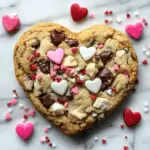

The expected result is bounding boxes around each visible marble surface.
[0,0,150,150]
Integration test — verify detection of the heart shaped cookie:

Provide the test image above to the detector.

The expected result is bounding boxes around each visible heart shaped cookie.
[14,23,138,135]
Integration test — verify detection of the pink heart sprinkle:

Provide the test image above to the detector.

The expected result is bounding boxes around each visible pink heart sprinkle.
[125,22,143,40]
[98,44,103,49]
[5,113,12,120]
[47,48,64,64]
[66,68,71,74]
[11,99,18,105]
[50,70,56,77]
[36,74,41,80]
[89,13,95,19]
[28,110,36,117]
[24,106,29,111]
[71,87,78,94]
[2,14,20,33]
[114,64,120,71]
[16,123,34,140]
[43,128,49,133]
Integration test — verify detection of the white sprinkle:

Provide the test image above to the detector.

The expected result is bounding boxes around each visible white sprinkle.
[144,102,149,107]
[12,93,17,99]
[52,144,57,148]
[19,104,24,108]
[70,78,76,83]
[116,17,122,24]
[94,136,99,141]
[8,108,12,113]
[108,18,113,24]
[22,118,26,123]
[145,51,150,57]
[142,48,147,53]
[9,12,17,17]
[47,125,52,129]
[92,112,98,117]
[134,11,139,17]
[144,108,149,113]
[79,75,85,81]
[63,74,68,79]
[106,89,112,95]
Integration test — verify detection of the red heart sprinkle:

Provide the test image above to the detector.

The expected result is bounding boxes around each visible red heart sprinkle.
[7,102,12,107]
[30,64,37,71]
[90,94,96,100]
[124,146,128,150]
[77,80,83,86]
[104,10,109,15]
[105,20,109,24]
[123,108,142,127]
[31,74,36,80]
[70,3,88,22]
[126,13,131,18]
[120,124,125,129]
[56,78,62,83]
[109,10,113,15]
[142,59,148,65]
[102,139,106,144]
[71,47,77,53]
[34,52,40,57]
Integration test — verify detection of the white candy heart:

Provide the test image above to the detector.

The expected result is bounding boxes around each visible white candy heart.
[85,78,102,94]
[79,46,96,61]
[51,80,68,95]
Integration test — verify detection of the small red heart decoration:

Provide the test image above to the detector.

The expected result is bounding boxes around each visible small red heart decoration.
[70,3,88,22]
[16,123,34,140]
[125,22,143,40]
[2,14,20,33]
[123,108,141,127]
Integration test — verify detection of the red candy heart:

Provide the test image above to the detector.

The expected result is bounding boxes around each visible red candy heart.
[70,3,88,22]
[16,123,34,140]
[123,108,141,127]
[2,14,20,33]
[125,22,143,40]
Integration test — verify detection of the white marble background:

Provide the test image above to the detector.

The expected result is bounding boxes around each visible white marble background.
[0,0,150,150]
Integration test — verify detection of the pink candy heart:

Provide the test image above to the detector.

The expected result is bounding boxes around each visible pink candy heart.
[16,123,34,140]
[71,87,78,94]
[125,23,143,40]
[47,48,64,64]
[2,14,20,33]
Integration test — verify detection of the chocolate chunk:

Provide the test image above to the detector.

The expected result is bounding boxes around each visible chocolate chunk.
[38,59,50,74]
[32,39,40,48]
[66,39,78,47]
[98,67,114,90]
[50,30,65,46]
[95,51,113,64]
[40,93,55,109]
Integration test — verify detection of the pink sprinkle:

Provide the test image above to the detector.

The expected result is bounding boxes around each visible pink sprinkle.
[54,64,60,70]
[66,68,71,74]
[114,64,120,71]
[28,55,34,61]
[64,102,68,108]
[50,70,56,77]
[5,113,12,121]
[89,13,95,19]
[71,87,78,94]
[24,106,29,111]
[40,137,46,143]
[98,44,103,49]
[10,98,18,105]
[28,109,36,117]
[141,17,147,23]
[44,128,49,133]
[36,73,41,80]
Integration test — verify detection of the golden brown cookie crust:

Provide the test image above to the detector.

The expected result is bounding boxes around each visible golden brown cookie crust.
[14,23,138,135]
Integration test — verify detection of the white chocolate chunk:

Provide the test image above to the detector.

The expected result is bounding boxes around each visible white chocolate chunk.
[63,55,78,67]
[116,50,126,57]
[79,46,96,61]
[51,80,68,95]
[86,63,98,78]
[93,98,109,110]
[51,102,65,111]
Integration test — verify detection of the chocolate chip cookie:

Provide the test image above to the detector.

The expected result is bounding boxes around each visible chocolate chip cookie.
[14,23,138,135]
